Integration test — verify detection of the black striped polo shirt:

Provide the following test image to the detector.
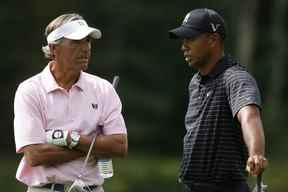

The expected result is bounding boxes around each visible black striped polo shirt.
[180,55,262,184]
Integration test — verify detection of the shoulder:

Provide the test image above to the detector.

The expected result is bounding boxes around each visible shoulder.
[14,73,44,107]
[81,72,114,94]
[16,73,42,95]
[222,64,257,86]
[221,63,261,103]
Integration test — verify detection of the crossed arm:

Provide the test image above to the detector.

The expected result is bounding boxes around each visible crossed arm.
[23,133,128,167]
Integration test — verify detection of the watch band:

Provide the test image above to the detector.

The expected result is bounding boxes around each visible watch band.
[69,131,80,149]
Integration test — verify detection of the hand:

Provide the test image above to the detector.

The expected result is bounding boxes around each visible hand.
[246,154,268,176]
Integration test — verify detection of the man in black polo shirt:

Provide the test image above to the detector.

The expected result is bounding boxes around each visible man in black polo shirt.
[169,8,268,192]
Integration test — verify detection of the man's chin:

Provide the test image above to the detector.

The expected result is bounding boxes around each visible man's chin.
[187,61,197,68]
[187,60,204,69]
[82,64,88,71]
[78,61,88,71]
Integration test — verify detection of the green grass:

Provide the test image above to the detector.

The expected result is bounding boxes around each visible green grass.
[1,154,287,192]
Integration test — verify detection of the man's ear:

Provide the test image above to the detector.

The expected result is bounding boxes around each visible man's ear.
[208,33,219,47]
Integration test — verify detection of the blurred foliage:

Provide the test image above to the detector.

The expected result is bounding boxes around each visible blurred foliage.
[1,0,288,191]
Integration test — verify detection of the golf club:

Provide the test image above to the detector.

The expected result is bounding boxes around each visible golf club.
[67,75,120,192]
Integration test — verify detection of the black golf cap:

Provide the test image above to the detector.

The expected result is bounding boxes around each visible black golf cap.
[169,8,226,40]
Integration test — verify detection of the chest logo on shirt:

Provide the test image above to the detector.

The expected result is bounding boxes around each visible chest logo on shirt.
[91,103,98,109]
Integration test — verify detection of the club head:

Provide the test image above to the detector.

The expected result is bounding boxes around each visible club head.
[252,182,268,192]
[252,174,268,192]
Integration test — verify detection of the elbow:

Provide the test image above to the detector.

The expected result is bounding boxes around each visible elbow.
[120,143,128,158]
[116,135,128,158]
[115,138,128,158]
[23,146,42,167]
[25,152,41,167]
[99,134,128,158]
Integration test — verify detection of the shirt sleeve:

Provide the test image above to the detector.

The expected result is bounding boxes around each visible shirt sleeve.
[225,69,262,118]
[101,83,127,135]
[14,83,46,153]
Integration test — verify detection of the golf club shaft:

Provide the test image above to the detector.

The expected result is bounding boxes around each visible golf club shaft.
[80,75,120,177]
[257,173,262,192]
[97,75,120,179]
[112,76,120,89]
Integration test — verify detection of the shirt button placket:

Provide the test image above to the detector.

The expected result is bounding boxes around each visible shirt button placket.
[68,90,74,123]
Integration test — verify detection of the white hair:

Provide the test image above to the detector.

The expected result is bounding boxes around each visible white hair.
[42,13,83,59]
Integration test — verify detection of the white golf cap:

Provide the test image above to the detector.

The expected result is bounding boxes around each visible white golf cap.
[47,19,102,44]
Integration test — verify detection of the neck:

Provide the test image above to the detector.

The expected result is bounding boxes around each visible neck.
[199,50,224,76]
[49,61,80,90]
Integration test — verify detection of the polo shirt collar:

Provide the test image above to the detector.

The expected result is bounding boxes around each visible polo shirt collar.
[196,54,233,82]
[41,63,85,93]
[206,55,228,79]
[74,72,85,91]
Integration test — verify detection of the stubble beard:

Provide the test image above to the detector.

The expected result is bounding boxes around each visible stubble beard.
[188,54,210,70]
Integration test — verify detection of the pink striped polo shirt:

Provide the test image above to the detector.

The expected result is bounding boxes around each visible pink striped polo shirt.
[14,64,127,186]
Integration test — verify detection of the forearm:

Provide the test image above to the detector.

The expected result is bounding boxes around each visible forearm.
[24,144,84,167]
[238,106,265,156]
[243,118,265,156]
[237,105,268,175]
[75,134,128,158]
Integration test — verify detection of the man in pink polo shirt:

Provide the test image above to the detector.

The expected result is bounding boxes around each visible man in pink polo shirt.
[13,13,128,192]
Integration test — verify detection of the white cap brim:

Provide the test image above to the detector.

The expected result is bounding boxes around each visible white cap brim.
[47,19,102,44]
[64,27,102,40]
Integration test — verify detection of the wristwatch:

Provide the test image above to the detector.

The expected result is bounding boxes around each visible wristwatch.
[69,131,80,149]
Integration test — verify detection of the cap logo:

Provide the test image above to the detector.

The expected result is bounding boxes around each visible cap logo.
[211,23,221,32]
[183,13,191,24]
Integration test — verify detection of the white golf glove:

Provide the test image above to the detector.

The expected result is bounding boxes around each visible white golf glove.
[46,129,69,146]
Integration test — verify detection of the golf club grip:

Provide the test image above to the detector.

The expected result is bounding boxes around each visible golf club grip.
[257,173,262,192]
[112,76,120,89]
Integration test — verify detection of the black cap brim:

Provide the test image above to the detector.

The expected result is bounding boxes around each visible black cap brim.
[168,25,202,39]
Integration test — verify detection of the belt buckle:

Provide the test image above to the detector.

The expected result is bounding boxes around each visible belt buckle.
[83,185,98,191]
[43,183,65,192]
